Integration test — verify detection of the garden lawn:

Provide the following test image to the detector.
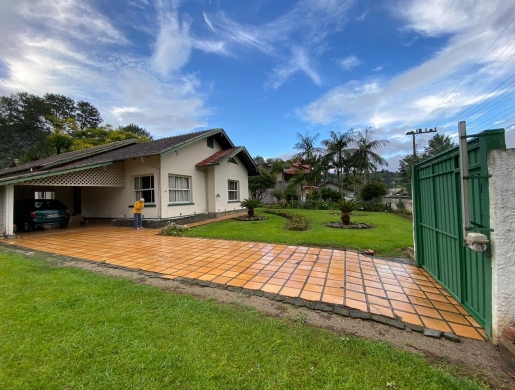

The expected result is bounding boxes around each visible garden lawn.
[185,209,413,258]
[0,250,484,390]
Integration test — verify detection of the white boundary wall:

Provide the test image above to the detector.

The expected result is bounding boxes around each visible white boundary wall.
[488,149,515,343]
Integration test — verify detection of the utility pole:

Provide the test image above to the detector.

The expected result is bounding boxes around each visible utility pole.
[405,127,437,160]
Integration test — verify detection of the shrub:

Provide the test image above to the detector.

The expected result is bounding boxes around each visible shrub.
[284,186,299,202]
[240,198,262,217]
[395,199,405,210]
[320,187,341,203]
[265,209,310,231]
[337,199,361,225]
[158,222,190,236]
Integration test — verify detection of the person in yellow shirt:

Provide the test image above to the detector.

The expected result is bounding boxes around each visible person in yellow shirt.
[133,198,145,230]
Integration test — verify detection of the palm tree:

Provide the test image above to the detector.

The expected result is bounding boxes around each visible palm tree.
[293,132,321,163]
[349,128,389,185]
[322,130,352,198]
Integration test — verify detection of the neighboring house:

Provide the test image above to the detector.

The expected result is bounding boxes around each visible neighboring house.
[0,128,259,235]
[319,181,355,198]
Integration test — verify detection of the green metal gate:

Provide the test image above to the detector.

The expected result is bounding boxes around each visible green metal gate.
[413,129,505,337]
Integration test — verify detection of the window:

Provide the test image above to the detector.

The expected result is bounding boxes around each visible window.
[207,136,214,148]
[134,175,155,202]
[35,191,54,199]
[228,180,239,201]
[169,175,191,203]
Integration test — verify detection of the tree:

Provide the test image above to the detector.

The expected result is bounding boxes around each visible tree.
[398,155,417,195]
[44,93,76,131]
[118,123,152,139]
[321,130,352,197]
[421,133,455,159]
[76,101,102,130]
[398,133,455,195]
[349,128,389,185]
[293,132,321,163]
[248,171,276,200]
[0,92,52,166]
[358,181,388,211]
[70,125,150,150]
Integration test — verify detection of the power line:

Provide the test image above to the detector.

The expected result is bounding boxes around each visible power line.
[468,104,515,131]
[420,14,515,126]
[432,38,515,127]
[438,84,515,135]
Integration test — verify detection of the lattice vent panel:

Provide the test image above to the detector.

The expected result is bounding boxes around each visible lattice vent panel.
[19,161,126,187]
[0,186,5,234]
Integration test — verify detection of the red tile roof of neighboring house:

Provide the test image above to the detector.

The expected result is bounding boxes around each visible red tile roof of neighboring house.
[196,147,243,166]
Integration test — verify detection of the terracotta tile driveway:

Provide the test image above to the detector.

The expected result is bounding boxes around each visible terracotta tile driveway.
[6,224,487,341]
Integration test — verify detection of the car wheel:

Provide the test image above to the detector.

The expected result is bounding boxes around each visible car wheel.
[23,222,34,232]
[59,222,69,229]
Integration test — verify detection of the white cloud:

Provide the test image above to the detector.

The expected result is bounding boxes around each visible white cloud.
[296,0,515,145]
[337,55,362,71]
[398,0,501,37]
[152,11,192,75]
[202,0,355,87]
[0,0,212,136]
[266,47,322,90]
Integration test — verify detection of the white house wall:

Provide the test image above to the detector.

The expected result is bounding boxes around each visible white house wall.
[213,155,248,212]
[488,149,515,343]
[82,186,127,218]
[159,139,220,218]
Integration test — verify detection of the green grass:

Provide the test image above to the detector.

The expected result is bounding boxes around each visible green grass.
[185,209,413,258]
[0,250,484,390]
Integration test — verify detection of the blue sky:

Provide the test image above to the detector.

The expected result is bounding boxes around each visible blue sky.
[1,0,514,169]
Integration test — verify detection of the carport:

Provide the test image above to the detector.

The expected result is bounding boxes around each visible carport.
[0,140,136,237]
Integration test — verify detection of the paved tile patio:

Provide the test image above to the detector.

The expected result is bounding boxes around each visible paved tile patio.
[5,225,487,340]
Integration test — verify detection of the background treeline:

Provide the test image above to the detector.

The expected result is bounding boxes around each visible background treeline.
[0,92,152,169]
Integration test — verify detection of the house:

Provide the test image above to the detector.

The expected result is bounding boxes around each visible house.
[319,181,355,199]
[0,128,259,235]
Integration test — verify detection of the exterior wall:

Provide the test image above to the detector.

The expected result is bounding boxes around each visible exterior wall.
[213,155,248,213]
[160,138,223,218]
[384,196,413,212]
[206,166,216,212]
[488,149,515,343]
[82,186,127,218]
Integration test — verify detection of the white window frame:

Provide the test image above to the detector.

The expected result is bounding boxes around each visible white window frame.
[228,180,239,201]
[134,175,155,203]
[169,174,191,203]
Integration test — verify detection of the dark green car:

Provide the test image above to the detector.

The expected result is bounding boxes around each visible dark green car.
[14,199,70,232]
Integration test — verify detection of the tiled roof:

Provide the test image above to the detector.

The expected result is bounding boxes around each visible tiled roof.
[0,128,261,182]
[55,128,224,169]
[284,167,310,174]
[0,139,137,177]
[0,129,223,179]
[196,147,243,166]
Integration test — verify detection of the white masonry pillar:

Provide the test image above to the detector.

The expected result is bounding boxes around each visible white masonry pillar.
[2,185,14,237]
[488,149,515,343]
